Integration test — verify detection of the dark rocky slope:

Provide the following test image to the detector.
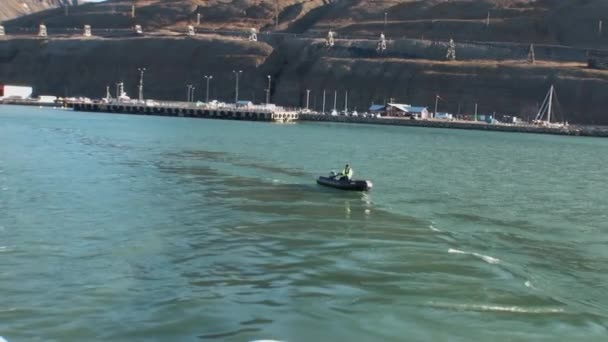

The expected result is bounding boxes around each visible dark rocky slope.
[1,0,608,123]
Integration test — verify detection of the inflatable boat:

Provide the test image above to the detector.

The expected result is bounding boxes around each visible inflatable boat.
[316,176,373,191]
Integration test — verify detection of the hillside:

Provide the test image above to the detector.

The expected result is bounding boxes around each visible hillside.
[0,0,78,22]
[2,0,608,124]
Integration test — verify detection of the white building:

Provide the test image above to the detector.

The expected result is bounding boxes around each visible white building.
[0,85,33,99]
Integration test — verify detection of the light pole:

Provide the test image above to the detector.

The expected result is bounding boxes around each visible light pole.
[434,94,441,118]
[344,90,348,114]
[187,85,193,102]
[474,102,478,121]
[333,90,337,112]
[306,89,311,110]
[322,89,326,114]
[266,75,271,105]
[233,70,242,104]
[138,67,146,103]
[204,75,213,103]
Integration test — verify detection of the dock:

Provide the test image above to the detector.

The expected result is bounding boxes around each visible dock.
[3,99,608,137]
[67,100,299,122]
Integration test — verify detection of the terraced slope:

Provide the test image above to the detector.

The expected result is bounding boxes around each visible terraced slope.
[0,0,77,22]
[2,1,608,123]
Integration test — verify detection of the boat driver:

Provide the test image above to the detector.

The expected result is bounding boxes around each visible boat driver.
[340,164,353,181]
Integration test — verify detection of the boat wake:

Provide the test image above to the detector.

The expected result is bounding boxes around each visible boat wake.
[448,248,500,264]
[427,301,565,314]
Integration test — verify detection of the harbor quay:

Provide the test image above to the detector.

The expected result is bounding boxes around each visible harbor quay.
[3,99,608,138]
[298,113,608,138]
[67,100,299,123]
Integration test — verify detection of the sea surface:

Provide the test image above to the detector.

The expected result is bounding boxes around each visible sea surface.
[1,105,607,341]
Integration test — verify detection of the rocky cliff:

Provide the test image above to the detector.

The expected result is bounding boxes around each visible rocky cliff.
[1,0,608,124]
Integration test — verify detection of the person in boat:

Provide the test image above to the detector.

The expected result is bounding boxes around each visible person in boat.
[338,164,353,181]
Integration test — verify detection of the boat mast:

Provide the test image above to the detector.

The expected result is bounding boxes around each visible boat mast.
[547,84,554,123]
[534,86,551,122]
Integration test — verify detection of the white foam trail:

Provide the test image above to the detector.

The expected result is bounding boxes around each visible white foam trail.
[429,225,441,232]
[448,248,500,264]
[428,302,564,314]
[0,336,8,342]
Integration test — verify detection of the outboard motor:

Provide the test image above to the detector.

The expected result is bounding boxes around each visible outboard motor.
[329,170,337,178]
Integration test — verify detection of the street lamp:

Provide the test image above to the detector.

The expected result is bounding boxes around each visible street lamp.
[266,75,271,105]
[138,67,146,103]
[434,94,442,118]
[306,89,311,110]
[204,75,213,103]
[322,89,326,114]
[233,70,242,104]
[187,84,193,103]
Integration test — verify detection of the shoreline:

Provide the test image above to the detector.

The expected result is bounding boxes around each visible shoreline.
[3,102,607,138]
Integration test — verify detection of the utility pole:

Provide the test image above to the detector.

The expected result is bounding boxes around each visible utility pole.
[233,70,242,104]
[266,75,271,105]
[600,20,603,37]
[65,3,69,16]
[486,11,490,27]
[204,75,213,103]
[528,44,536,64]
[138,67,146,102]
[187,85,192,102]
[306,89,311,110]
[106,86,110,101]
[131,1,136,19]
[446,38,456,61]
[197,13,201,26]
[275,0,279,28]
[384,12,387,30]
[322,89,326,114]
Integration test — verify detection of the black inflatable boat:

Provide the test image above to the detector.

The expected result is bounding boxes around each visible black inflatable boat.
[316,176,373,191]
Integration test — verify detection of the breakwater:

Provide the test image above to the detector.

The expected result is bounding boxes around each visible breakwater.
[67,101,298,122]
[299,113,608,138]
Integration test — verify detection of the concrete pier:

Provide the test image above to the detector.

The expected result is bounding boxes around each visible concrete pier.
[68,101,298,122]
[299,113,608,138]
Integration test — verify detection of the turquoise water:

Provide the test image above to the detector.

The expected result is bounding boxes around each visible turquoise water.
[1,105,607,341]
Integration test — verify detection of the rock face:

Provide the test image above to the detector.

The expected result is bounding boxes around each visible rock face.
[1,0,608,124]
[0,1,76,22]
